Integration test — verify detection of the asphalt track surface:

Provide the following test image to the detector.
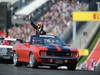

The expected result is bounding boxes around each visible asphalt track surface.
[0,60,100,75]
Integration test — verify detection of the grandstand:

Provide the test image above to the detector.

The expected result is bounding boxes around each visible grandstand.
[0,0,18,4]
[1,0,99,48]
[15,0,49,16]
[10,0,89,41]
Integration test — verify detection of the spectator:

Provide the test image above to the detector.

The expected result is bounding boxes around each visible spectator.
[7,0,88,40]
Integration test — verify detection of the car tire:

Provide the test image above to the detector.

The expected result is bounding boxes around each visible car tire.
[13,52,21,66]
[29,53,37,68]
[67,62,77,70]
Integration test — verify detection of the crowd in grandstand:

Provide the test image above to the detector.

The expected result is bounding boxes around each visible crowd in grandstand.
[7,0,88,40]
[8,23,36,40]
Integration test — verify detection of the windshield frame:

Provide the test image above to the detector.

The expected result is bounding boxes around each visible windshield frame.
[30,35,66,46]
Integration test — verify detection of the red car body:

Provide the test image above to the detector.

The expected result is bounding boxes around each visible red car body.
[12,35,79,70]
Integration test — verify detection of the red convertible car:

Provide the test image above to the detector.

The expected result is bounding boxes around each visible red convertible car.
[12,35,88,70]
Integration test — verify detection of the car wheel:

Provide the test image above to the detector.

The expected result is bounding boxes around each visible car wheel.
[67,63,77,70]
[13,52,20,66]
[29,53,37,68]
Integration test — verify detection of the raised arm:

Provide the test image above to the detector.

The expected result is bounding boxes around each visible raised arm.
[30,21,38,30]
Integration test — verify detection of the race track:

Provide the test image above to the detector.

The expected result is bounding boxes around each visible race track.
[0,60,99,75]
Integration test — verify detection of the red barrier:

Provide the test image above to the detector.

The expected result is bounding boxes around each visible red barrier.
[87,40,100,70]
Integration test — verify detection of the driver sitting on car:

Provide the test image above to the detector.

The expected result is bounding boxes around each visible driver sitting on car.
[31,20,46,35]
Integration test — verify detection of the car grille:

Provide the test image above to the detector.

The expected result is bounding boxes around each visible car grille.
[47,51,72,57]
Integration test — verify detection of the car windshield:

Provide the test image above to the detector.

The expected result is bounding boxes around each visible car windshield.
[31,36,66,46]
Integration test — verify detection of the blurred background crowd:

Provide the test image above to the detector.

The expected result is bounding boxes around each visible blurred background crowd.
[6,0,88,40]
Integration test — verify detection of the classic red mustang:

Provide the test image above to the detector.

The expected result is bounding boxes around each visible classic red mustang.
[12,35,88,70]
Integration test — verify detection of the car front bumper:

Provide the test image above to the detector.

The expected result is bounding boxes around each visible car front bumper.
[40,56,78,60]
[0,48,13,59]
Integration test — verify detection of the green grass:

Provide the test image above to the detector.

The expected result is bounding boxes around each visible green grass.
[77,28,100,66]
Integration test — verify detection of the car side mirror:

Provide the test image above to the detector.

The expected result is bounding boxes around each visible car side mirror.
[24,42,30,47]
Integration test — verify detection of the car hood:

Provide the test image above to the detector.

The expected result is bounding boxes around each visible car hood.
[43,44,71,51]
[32,44,76,51]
